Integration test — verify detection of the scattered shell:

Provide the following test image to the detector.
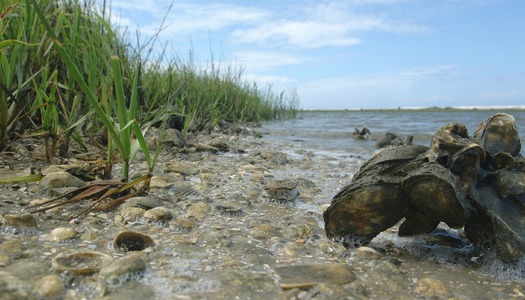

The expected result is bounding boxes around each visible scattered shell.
[52,251,113,275]
[214,205,243,217]
[114,231,155,252]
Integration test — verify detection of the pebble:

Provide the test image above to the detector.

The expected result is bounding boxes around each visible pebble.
[116,207,146,223]
[39,171,85,191]
[99,253,147,284]
[185,202,210,220]
[143,206,172,221]
[48,227,79,242]
[34,274,64,300]
[3,213,38,229]
[276,263,356,289]
[355,246,382,260]
[414,277,451,299]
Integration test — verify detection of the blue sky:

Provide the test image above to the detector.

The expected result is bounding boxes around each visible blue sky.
[103,0,525,109]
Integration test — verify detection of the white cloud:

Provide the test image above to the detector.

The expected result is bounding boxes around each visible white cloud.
[231,1,426,48]
[234,51,311,72]
[399,65,465,80]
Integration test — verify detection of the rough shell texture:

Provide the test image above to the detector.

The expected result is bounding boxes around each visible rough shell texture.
[325,113,525,262]
[52,251,113,275]
[324,178,409,246]
[473,113,521,156]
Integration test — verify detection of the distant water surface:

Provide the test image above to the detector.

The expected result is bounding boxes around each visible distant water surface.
[262,110,525,158]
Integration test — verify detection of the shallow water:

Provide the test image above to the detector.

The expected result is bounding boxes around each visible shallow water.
[262,109,525,158]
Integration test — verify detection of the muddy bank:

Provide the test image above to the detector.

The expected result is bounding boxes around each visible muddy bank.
[0,127,524,299]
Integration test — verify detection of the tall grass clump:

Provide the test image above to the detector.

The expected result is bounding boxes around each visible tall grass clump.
[1,0,298,181]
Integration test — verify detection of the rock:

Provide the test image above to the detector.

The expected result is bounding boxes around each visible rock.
[143,206,172,221]
[413,277,450,299]
[99,281,155,300]
[376,132,413,148]
[39,171,85,191]
[260,151,288,165]
[116,207,146,223]
[48,227,79,242]
[185,202,210,220]
[324,113,525,262]
[161,128,186,148]
[165,161,199,175]
[353,127,371,139]
[3,213,38,230]
[0,271,34,300]
[126,197,163,209]
[98,253,147,284]
[265,179,299,202]
[251,224,280,240]
[4,259,47,280]
[276,263,356,289]
[34,275,64,300]
[355,246,382,260]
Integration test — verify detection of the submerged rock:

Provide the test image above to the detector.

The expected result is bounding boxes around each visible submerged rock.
[325,113,525,262]
[276,263,356,289]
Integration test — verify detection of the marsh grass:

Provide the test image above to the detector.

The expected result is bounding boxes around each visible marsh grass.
[1,0,298,181]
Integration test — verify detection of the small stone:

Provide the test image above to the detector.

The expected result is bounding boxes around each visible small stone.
[48,227,79,242]
[0,271,34,300]
[185,202,210,220]
[39,171,85,191]
[116,207,146,223]
[355,246,382,260]
[34,274,64,300]
[143,206,172,221]
[261,151,288,164]
[414,277,450,299]
[165,161,199,175]
[99,253,147,284]
[265,179,299,202]
[126,196,163,209]
[284,224,312,240]
[251,224,280,240]
[171,216,195,231]
[276,263,356,289]
[3,213,38,229]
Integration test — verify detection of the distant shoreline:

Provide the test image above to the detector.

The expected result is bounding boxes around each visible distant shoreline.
[301,106,525,112]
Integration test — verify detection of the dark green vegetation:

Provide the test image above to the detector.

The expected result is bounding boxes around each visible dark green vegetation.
[0,0,298,180]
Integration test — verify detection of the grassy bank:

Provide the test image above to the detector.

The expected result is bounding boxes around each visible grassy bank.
[0,0,298,167]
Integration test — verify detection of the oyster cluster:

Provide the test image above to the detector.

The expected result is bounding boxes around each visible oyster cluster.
[324,113,525,262]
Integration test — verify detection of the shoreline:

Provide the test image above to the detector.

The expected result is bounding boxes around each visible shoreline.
[299,106,525,112]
